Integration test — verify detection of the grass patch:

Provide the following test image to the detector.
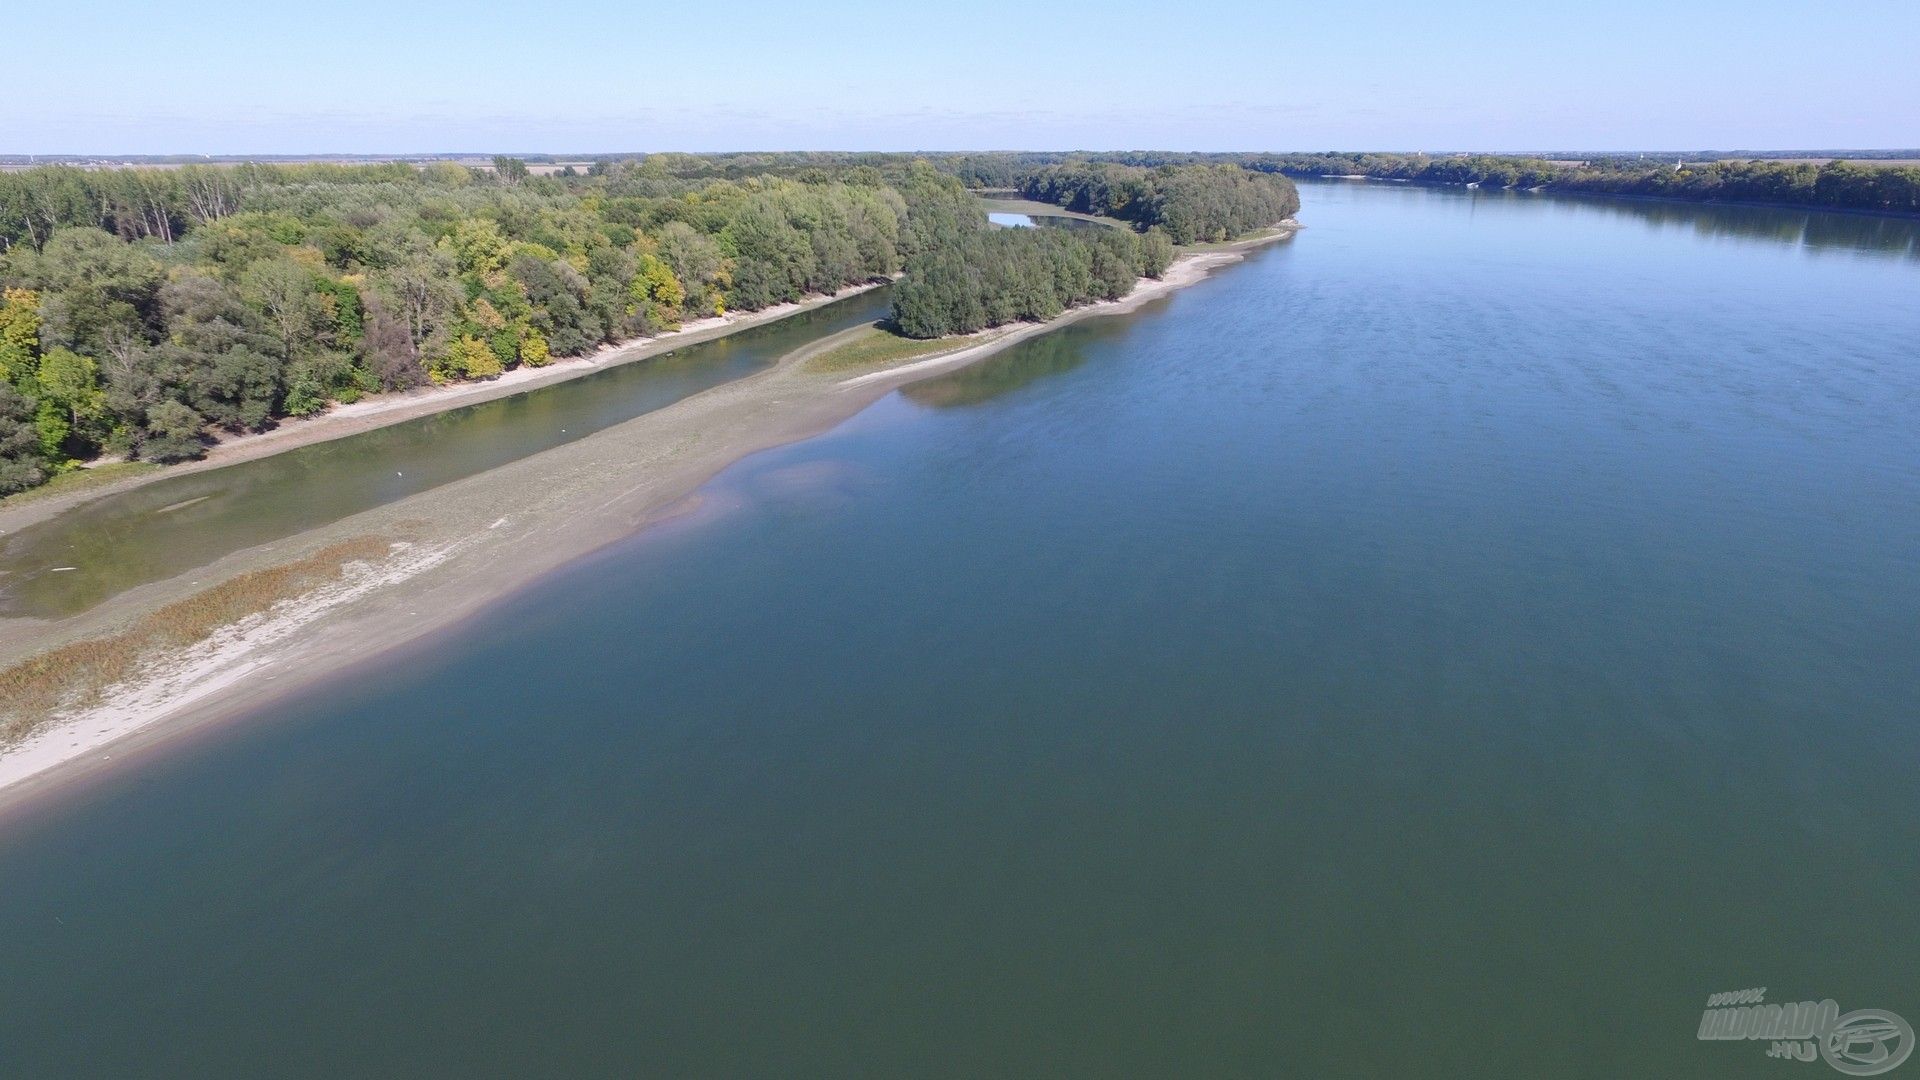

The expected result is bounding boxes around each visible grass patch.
[1174,225,1294,254]
[0,461,161,511]
[805,325,966,372]
[0,536,393,746]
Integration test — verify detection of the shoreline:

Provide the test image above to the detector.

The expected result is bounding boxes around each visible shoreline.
[0,280,893,536]
[0,226,1295,817]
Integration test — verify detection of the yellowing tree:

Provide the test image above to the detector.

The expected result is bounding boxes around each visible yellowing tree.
[429,335,502,383]
[453,334,503,379]
[469,297,508,331]
[449,219,510,278]
[0,288,42,386]
[630,254,686,327]
[519,331,552,367]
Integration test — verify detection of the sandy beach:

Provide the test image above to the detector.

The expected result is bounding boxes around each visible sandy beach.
[0,229,1294,813]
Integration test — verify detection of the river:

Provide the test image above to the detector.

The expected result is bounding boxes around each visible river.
[1,180,1917,1077]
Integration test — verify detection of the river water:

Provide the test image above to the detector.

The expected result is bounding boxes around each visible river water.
[2,181,1917,1077]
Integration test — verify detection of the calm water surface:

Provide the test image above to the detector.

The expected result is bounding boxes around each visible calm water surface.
[0,286,892,618]
[2,183,1918,1077]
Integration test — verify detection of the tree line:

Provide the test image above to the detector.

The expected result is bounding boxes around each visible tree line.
[0,160,910,494]
[1014,163,1301,244]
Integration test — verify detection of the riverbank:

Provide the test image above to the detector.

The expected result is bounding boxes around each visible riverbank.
[0,227,1295,812]
[0,280,893,536]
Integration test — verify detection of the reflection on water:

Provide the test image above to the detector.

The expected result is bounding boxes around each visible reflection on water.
[1034,215,1116,231]
[1418,180,1920,258]
[987,211,1116,233]
[0,287,893,619]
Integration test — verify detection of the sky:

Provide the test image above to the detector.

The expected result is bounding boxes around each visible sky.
[6,0,1917,155]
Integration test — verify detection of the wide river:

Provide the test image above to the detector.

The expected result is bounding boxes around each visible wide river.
[3,181,1918,1078]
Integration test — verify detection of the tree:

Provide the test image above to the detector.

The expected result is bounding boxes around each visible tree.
[13,227,164,358]
[140,399,206,463]
[630,254,686,327]
[35,347,104,455]
[1140,229,1175,278]
[242,258,327,361]
[655,221,726,312]
[284,351,356,416]
[360,296,425,390]
[448,218,510,277]
[0,288,42,386]
[0,384,46,493]
[377,245,460,358]
[188,345,281,431]
[434,334,504,382]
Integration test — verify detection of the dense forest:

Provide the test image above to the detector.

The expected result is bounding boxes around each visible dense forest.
[886,163,1298,337]
[887,168,1178,339]
[1014,163,1301,244]
[934,150,1920,215]
[0,156,1294,495]
[0,159,913,494]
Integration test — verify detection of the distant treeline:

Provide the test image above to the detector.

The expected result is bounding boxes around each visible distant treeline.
[1256,153,1920,214]
[0,155,1290,495]
[932,151,1920,216]
[1014,163,1300,244]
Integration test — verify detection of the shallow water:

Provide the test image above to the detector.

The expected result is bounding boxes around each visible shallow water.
[2,182,1918,1077]
[0,286,892,619]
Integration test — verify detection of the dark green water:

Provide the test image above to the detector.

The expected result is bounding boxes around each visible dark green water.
[0,286,892,619]
[3,182,1919,1078]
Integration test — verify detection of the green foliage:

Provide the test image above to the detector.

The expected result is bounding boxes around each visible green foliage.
[1018,163,1301,244]
[0,288,42,387]
[0,383,46,494]
[1141,229,1175,277]
[889,167,1243,338]
[140,400,206,463]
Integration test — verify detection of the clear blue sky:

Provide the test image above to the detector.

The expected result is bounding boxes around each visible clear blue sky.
[7,0,1916,154]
